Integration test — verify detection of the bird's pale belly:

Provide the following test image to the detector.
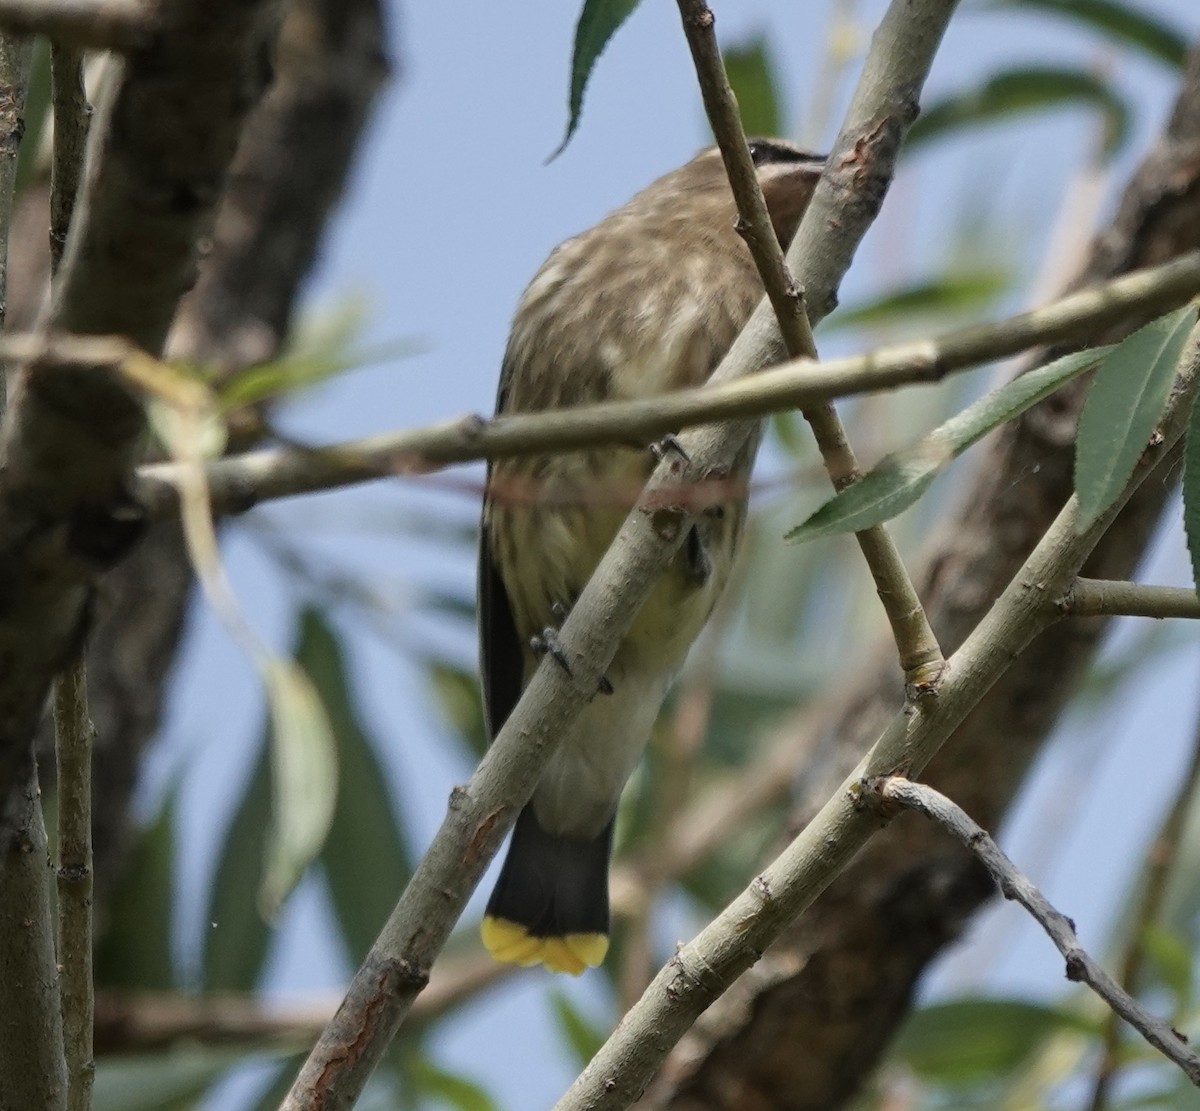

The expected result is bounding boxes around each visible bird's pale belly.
[488,447,739,838]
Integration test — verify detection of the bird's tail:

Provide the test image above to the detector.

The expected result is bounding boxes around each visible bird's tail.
[481,807,612,975]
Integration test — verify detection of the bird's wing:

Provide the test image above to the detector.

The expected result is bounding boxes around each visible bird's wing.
[478,356,525,742]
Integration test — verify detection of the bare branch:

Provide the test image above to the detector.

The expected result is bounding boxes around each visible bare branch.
[53,665,94,1111]
[0,29,30,338]
[49,44,88,271]
[877,775,1200,1088]
[1059,578,1200,620]
[0,765,66,1110]
[0,0,154,52]
[1086,682,1200,1111]
[130,250,1200,517]
[94,952,512,1053]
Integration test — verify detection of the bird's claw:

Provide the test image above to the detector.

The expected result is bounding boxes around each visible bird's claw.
[531,627,573,677]
[650,434,689,462]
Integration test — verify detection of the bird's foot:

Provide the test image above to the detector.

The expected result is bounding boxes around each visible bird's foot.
[530,626,573,677]
[532,600,614,694]
[650,434,690,463]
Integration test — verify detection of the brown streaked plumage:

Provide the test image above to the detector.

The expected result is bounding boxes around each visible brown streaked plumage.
[479,140,825,974]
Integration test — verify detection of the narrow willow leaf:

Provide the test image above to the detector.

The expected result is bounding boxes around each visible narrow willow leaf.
[1075,305,1198,531]
[722,37,783,138]
[937,346,1112,453]
[907,66,1131,159]
[786,346,1109,542]
[248,1053,309,1111]
[770,410,808,457]
[550,990,607,1068]
[552,0,642,159]
[824,268,1013,331]
[784,450,942,543]
[1183,389,1200,597]
[203,736,271,991]
[408,1058,500,1111]
[259,658,339,917]
[430,660,488,758]
[988,0,1188,70]
[893,999,1095,1084]
[299,607,414,964]
[1139,924,1194,1008]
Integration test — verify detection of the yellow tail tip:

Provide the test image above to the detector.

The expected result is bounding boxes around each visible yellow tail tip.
[481,916,608,975]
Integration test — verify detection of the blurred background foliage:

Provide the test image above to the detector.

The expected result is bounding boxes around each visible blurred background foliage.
[59,0,1200,1107]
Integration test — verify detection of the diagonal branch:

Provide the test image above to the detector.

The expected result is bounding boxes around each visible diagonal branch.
[876,776,1200,1087]
[130,249,1200,516]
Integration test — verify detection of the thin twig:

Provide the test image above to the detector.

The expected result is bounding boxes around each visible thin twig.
[1085,689,1200,1111]
[54,665,94,1111]
[49,43,88,271]
[130,251,1200,517]
[0,0,153,52]
[0,765,67,1109]
[94,951,514,1053]
[0,29,66,1111]
[49,39,94,1111]
[675,0,943,681]
[1059,578,1200,620]
[0,29,29,344]
[877,776,1200,1089]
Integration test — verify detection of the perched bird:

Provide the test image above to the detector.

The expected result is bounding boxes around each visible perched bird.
[479,139,825,974]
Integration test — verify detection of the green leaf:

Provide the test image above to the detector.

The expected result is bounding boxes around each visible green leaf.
[1075,305,1198,531]
[770,410,809,457]
[987,0,1188,70]
[784,450,942,543]
[259,656,339,917]
[1140,923,1194,1007]
[94,784,178,990]
[722,37,783,138]
[218,305,418,411]
[430,661,488,759]
[299,607,414,964]
[550,990,606,1068]
[203,734,272,991]
[907,66,1131,159]
[892,998,1095,1084]
[553,0,642,158]
[786,345,1110,542]
[826,268,1013,331]
[936,346,1113,452]
[1183,390,1200,598]
[408,1058,499,1111]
